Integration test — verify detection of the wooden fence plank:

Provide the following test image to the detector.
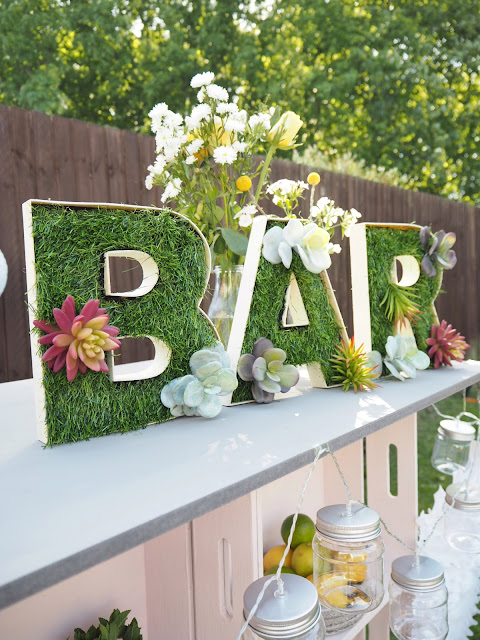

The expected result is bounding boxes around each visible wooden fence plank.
[106,127,127,204]
[53,114,77,200]
[0,108,17,381]
[32,112,57,200]
[70,118,93,201]
[5,107,36,381]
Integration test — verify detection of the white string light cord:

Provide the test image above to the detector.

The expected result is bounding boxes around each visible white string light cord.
[235,445,326,640]
[326,392,480,564]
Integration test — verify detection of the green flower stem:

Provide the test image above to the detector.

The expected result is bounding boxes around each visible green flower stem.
[254,144,276,205]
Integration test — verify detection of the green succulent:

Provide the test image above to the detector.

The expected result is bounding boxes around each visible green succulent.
[237,337,300,403]
[161,343,238,418]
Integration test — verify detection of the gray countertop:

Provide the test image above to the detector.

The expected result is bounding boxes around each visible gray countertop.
[1,361,480,609]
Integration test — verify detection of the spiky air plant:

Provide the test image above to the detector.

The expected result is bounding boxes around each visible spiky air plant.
[237,337,300,403]
[34,295,121,381]
[426,321,470,369]
[419,226,457,277]
[330,338,380,393]
[380,281,422,328]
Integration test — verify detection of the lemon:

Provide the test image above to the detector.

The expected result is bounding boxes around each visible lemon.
[315,573,348,595]
[291,542,314,577]
[263,544,293,572]
[265,565,296,575]
[281,514,315,549]
[325,590,350,609]
[336,551,367,583]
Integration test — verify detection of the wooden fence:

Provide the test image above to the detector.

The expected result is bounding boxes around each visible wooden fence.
[0,104,478,382]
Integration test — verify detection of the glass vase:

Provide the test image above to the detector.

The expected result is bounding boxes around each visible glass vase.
[207,265,243,346]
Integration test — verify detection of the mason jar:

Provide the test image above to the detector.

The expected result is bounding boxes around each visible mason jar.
[313,503,384,615]
[242,574,326,640]
[431,419,475,475]
[444,482,480,553]
[389,555,448,640]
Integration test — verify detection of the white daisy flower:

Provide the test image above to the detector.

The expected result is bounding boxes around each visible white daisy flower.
[216,102,239,114]
[161,178,182,203]
[185,155,197,165]
[225,117,245,133]
[190,71,215,88]
[145,175,153,190]
[232,141,247,153]
[248,112,271,130]
[234,204,257,228]
[186,104,212,129]
[206,84,229,102]
[186,138,203,154]
[326,242,341,254]
[213,145,237,165]
[315,197,333,212]
[164,111,183,129]
[197,87,205,103]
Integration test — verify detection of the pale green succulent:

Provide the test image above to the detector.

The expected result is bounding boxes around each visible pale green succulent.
[382,335,430,381]
[161,343,238,418]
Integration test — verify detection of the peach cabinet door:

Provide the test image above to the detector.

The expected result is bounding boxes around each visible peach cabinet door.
[366,414,418,640]
[144,523,195,640]
[192,493,261,640]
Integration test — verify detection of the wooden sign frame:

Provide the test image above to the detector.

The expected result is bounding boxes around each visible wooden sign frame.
[225,216,348,404]
[23,199,218,443]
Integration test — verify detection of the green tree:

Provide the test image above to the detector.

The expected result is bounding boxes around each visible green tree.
[2,0,480,202]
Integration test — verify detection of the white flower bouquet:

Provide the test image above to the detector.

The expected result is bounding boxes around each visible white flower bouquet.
[146,71,303,269]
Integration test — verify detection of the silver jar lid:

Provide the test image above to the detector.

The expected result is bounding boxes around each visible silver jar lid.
[391,555,445,591]
[316,503,381,541]
[438,419,476,442]
[445,483,480,511]
[243,574,322,638]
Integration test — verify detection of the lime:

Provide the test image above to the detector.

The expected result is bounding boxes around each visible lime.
[291,542,313,577]
[281,513,315,549]
[265,565,296,575]
[263,545,293,572]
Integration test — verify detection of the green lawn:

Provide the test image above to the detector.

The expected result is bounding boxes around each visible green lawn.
[388,391,480,638]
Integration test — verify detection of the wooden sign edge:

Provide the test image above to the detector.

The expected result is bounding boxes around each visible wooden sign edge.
[22,199,219,442]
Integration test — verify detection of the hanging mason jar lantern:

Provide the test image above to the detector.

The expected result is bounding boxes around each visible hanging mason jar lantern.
[444,482,480,553]
[242,574,326,640]
[312,503,384,614]
[431,419,475,475]
[389,555,448,640]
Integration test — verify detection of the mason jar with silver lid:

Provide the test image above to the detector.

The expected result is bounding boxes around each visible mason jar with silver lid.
[312,503,384,617]
[444,482,480,553]
[389,555,448,640]
[242,574,326,640]
[431,419,476,475]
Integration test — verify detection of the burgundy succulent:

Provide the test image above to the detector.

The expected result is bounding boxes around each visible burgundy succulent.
[237,337,299,404]
[426,320,470,369]
[34,295,121,381]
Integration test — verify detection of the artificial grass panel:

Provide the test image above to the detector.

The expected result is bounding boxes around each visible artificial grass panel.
[366,226,442,355]
[32,204,216,445]
[232,222,344,403]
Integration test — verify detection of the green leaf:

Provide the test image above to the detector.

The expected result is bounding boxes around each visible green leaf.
[221,227,249,256]
[213,234,227,255]
[123,618,143,640]
[214,205,225,222]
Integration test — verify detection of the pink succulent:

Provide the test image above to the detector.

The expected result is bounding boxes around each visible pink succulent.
[33,295,121,381]
[426,320,470,369]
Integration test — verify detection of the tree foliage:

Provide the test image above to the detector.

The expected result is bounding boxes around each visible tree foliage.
[2,0,480,202]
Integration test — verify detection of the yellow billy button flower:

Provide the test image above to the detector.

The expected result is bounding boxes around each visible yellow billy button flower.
[307,172,320,186]
[268,111,304,148]
[236,175,252,192]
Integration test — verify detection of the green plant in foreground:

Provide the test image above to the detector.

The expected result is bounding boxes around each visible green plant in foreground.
[68,609,142,640]
[380,281,422,328]
[330,338,380,393]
